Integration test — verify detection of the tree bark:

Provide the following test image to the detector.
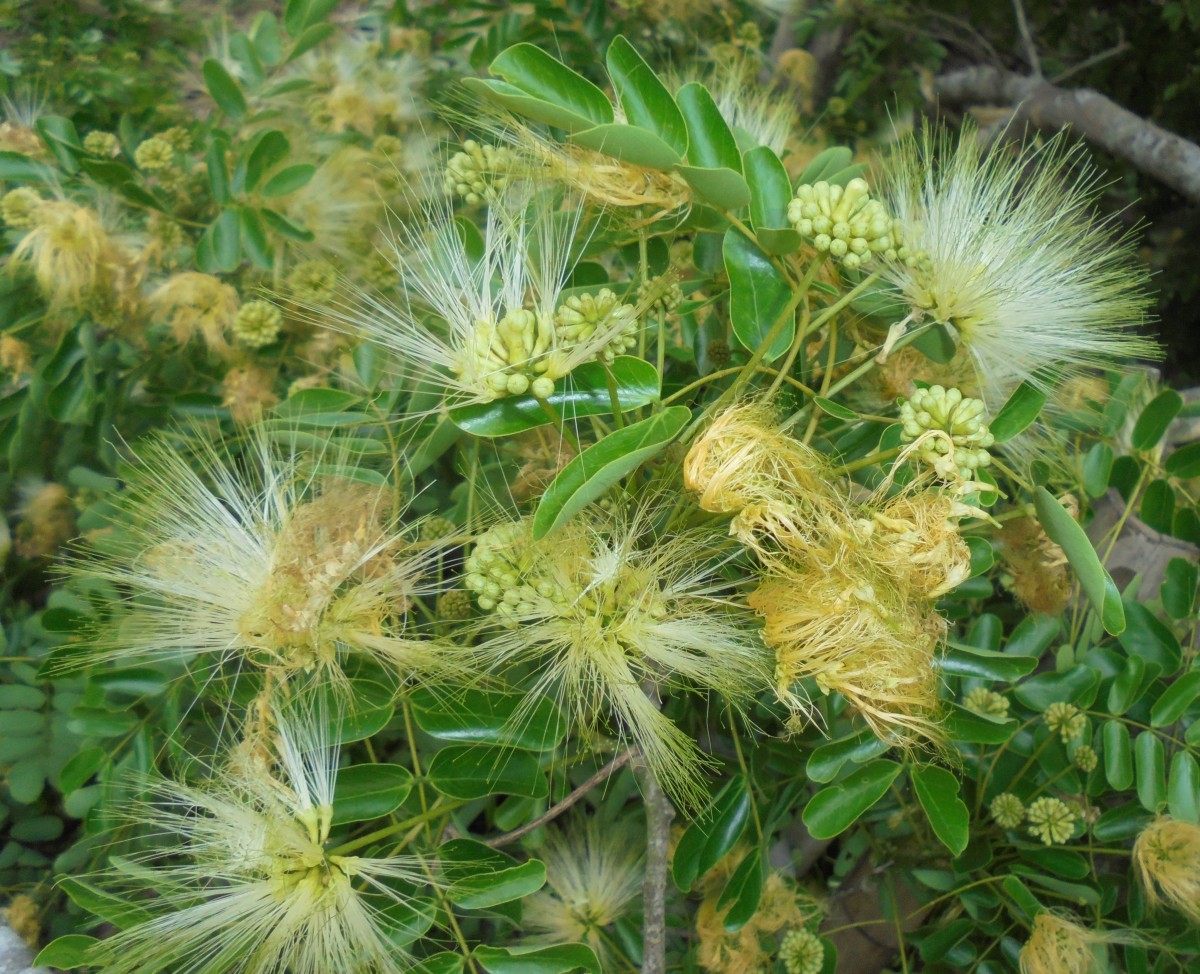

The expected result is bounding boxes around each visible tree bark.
[934,65,1200,203]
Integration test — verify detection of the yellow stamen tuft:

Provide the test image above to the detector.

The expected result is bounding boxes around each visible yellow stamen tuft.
[1133,815,1200,922]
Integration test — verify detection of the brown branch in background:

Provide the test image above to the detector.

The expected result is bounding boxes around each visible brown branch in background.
[934,66,1200,204]
[485,749,635,848]
[640,757,675,974]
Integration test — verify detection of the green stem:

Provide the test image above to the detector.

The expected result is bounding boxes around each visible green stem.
[832,445,904,476]
[328,800,467,856]
[604,363,626,430]
[538,397,581,451]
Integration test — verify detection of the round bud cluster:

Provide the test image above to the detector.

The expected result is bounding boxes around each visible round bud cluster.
[420,516,457,543]
[1026,796,1077,846]
[554,288,638,363]
[288,259,339,304]
[636,275,683,313]
[1044,701,1087,744]
[706,339,731,368]
[1073,744,1098,773]
[82,130,120,158]
[779,929,824,974]
[989,792,1025,829]
[963,686,1009,718]
[786,178,897,270]
[436,589,473,621]
[460,309,556,399]
[159,126,193,152]
[134,136,176,172]
[234,300,283,349]
[372,134,404,159]
[363,250,401,291]
[899,385,994,479]
[444,140,517,205]
[1,187,42,229]
[463,521,564,623]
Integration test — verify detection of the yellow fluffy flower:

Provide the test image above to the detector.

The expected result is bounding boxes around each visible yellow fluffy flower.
[86,706,430,974]
[1133,815,1200,922]
[61,429,459,689]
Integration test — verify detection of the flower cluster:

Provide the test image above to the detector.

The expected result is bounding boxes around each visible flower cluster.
[899,384,994,480]
[787,178,899,269]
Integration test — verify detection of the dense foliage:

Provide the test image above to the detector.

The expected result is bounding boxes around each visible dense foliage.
[2,3,1200,974]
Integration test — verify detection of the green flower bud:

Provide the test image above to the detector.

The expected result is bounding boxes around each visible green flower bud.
[1,187,42,229]
[82,130,120,158]
[288,260,339,304]
[234,300,282,349]
[899,385,994,479]
[135,136,175,172]
[437,589,473,620]
[989,792,1024,829]
[787,178,896,268]
[779,929,824,974]
[555,288,639,363]
[444,140,517,205]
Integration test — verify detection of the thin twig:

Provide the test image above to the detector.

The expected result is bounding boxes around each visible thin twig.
[1050,31,1128,85]
[1010,0,1042,77]
[485,749,635,848]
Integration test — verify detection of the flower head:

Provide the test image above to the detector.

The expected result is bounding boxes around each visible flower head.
[1044,702,1087,743]
[779,929,824,974]
[331,183,646,408]
[1026,796,1077,845]
[11,200,129,308]
[234,300,283,349]
[965,687,1009,718]
[880,124,1156,409]
[464,502,770,805]
[787,177,898,270]
[898,385,993,480]
[61,429,457,690]
[148,272,240,357]
[1133,815,1200,922]
[990,792,1024,829]
[86,706,429,974]
[1018,913,1108,974]
[1,186,41,228]
[523,823,642,965]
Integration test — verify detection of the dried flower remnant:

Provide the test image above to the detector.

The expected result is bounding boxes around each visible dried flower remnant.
[523,824,643,965]
[1133,816,1200,922]
[464,505,769,805]
[62,431,456,690]
[696,848,822,974]
[998,512,1073,615]
[86,707,429,974]
[11,200,132,309]
[222,365,279,425]
[15,482,75,559]
[1018,913,1109,974]
[149,272,240,357]
[685,403,971,747]
[880,123,1156,410]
